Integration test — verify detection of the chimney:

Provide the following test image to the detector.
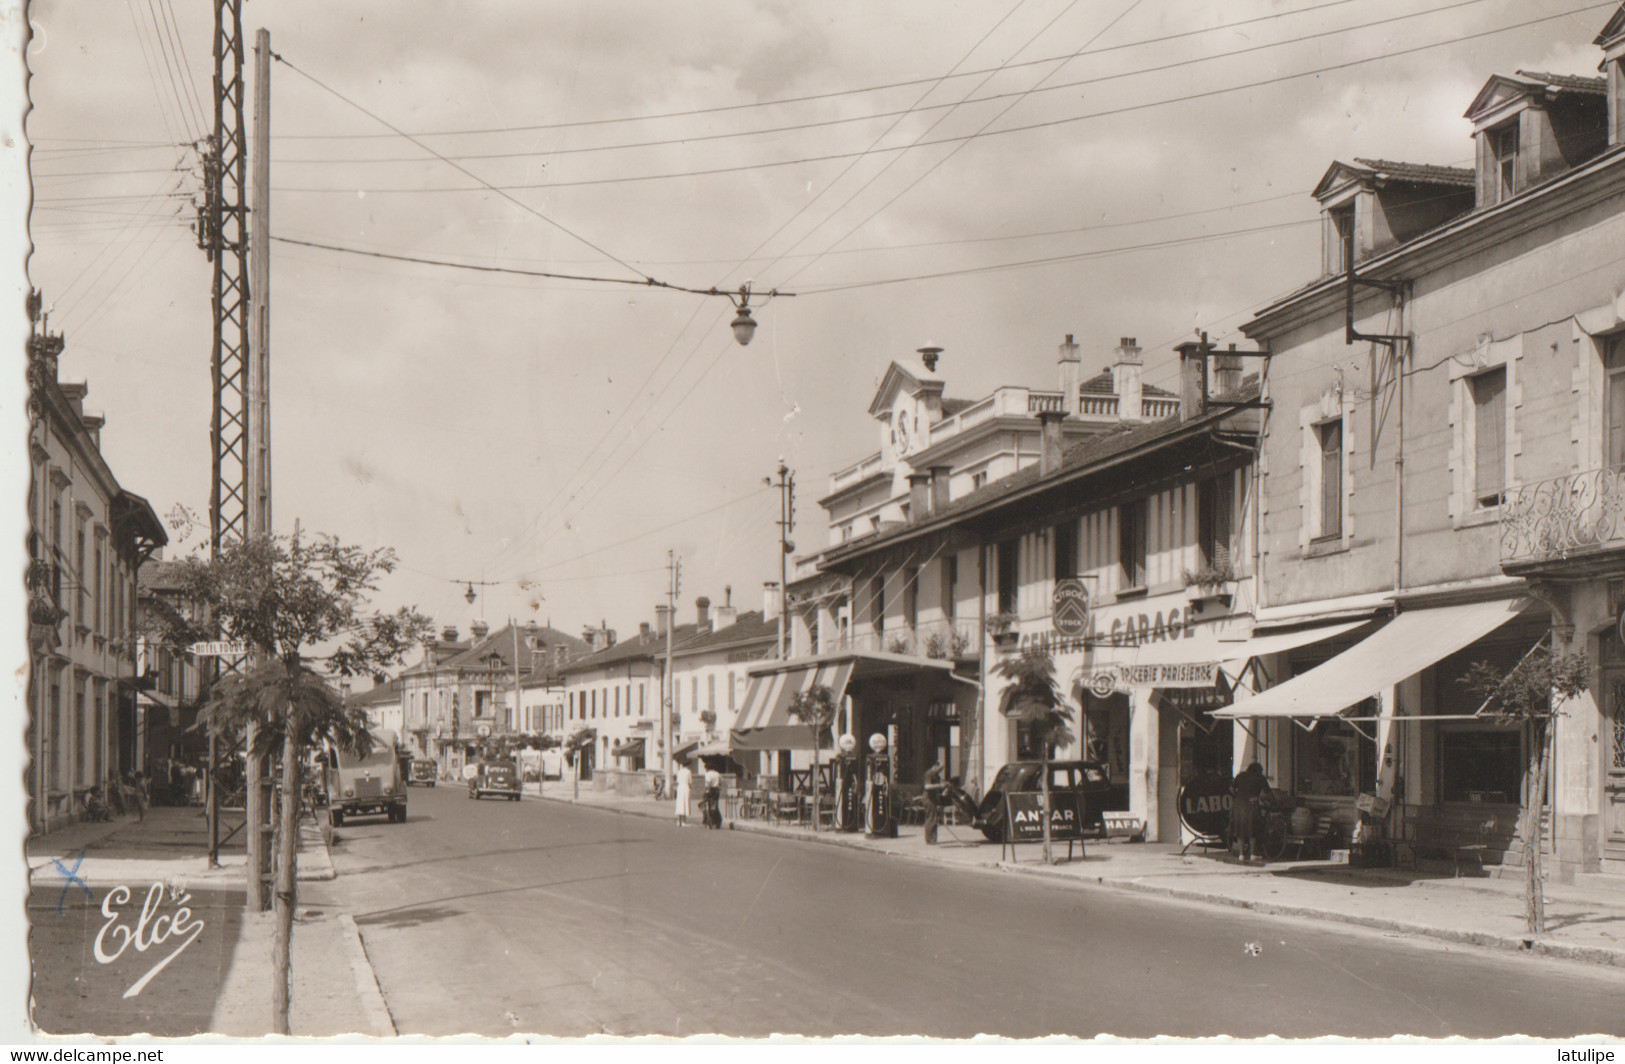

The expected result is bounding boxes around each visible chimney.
[714,585,738,630]
[470,619,490,641]
[1175,341,1209,421]
[696,596,711,627]
[1111,337,1143,420]
[763,581,782,622]
[907,471,932,519]
[1057,334,1081,416]
[1214,345,1244,396]
[81,413,104,448]
[441,625,459,642]
[918,345,942,373]
[655,604,671,638]
[1038,410,1066,476]
[930,465,952,511]
[639,621,652,638]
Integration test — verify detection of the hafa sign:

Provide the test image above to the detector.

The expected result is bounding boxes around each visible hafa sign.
[1052,578,1090,639]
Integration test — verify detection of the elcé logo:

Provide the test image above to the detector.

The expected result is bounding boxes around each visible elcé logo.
[93,882,207,998]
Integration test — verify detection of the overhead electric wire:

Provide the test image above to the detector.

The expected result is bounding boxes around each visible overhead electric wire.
[268,0,1495,171]
[775,0,1145,288]
[270,0,1373,142]
[268,1,1614,196]
[274,52,664,291]
[714,0,1034,285]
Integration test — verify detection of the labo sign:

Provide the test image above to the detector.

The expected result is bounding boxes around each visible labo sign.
[1020,603,1196,655]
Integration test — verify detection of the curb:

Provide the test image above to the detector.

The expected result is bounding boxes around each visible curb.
[339,913,397,1037]
[540,793,1625,970]
[295,813,336,881]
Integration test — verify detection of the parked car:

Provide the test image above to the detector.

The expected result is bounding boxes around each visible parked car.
[408,758,438,787]
[942,760,1112,843]
[468,758,522,801]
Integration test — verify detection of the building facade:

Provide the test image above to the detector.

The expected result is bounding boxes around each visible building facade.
[1231,6,1625,878]
[26,317,166,831]
[398,620,586,776]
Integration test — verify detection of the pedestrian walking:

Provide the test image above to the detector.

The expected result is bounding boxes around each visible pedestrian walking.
[674,760,693,827]
[129,770,148,822]
[1230,761,1270,861]
[921,756,947,845]
[702,768,722,829]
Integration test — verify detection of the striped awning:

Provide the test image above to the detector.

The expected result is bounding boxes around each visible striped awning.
[730,659,856,751]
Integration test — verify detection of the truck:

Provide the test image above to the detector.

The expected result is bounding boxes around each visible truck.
[325,727,407,826]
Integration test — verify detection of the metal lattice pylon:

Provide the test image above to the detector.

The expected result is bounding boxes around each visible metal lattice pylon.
[203,0,250,556]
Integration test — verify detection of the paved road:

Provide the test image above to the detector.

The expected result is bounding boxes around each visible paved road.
[307,786,1625,1039]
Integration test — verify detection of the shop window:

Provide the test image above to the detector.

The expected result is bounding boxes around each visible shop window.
[1291,713,1375,798]
[1438,726,1523,804]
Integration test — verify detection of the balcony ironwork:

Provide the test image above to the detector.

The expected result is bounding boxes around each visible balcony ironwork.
[1500,465,1625,567]
[811,620,981,660]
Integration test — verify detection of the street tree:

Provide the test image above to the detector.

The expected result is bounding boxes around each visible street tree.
[787,684,837,832]
[995,647,1075,864]
[170,531,431,1034]
[1461,641,1589,935]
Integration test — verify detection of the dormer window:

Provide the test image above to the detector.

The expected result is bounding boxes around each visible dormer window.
[1325,202,1355,275]
[1489,122,1519,204]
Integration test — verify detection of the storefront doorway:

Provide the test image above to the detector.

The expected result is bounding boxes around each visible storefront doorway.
[1605,670,1625,864]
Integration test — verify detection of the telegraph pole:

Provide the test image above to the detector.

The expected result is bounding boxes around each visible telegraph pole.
[242,25,272,916]
[767,461,796,658]
[663,550,680,792]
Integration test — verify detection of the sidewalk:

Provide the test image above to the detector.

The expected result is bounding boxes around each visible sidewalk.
[25,804,392,1039]
[532,781,1625,971]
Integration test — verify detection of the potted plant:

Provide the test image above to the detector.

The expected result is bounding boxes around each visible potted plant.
[986,612,1020,645]
[1184,562,1236,606]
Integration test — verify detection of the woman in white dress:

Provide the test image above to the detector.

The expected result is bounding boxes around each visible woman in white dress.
[674,760,693,826]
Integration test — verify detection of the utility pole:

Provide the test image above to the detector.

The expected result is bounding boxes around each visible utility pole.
[243,25,272,916]
[198,0,250,875]
[767,461,796,658]
[663,550,680,793]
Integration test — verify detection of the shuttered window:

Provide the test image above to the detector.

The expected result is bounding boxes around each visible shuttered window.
[1198,474,1234,573]
[1119,501,1147,590]
[1317,420,1342,539]
[1473,368,1507,507]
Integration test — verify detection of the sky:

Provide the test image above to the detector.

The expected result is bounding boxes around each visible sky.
[17,0,1620,648]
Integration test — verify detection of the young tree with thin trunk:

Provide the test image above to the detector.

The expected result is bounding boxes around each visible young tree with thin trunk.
[788,684,837,832]
[995,648,1075,864]
[171,531,431,1034]
[1461,641,1589,936]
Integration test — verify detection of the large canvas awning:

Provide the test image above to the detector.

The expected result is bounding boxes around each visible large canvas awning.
[1212,597,1534,720]
[731,650,956,751]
